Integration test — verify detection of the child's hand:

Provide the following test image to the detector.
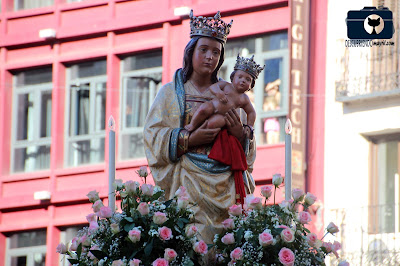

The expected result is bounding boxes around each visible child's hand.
[217,92,228,103]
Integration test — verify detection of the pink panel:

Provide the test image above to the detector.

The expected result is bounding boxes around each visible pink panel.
[60,4,108,30]
[6,45,54,66]
[56,171,106,191]
[252,144,285,182]
[2,178,50,197]
[59,36,107,57]
[53,202,93,226]
[114,28,164,54]
[0,208,49,231]
[7,14,55,35]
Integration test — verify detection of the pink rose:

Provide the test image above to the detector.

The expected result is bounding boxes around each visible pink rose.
[129,259,141,266]
[112,260,124,266]
[304,192,317,205]
[87,190,100,203]
[152,258,169,266]
[175,186,188,198]
[98,206,112,218]
[298,211,312,224]
[228,204,242,216]
[56,243,67,254]
[221,233,235,245]
[86,213,97,223]
[193,240,208,255]
[281,228,295,243]
[92,199,104,213]
[277,224,290,230]
[292,188,304,201]
[88,245,100,260]
[110,223,120,234]
[278,247,295,266]
[246,195,262,210]
[222,218,235,229]
[259,232,274,246]
[272,174,283,186]
[332,240,341,258]
[322,242,333,253]
[153,212,168,225]
[338,261,350,266]
[177,196,189,209]
[128,228,141,243]
[230,247,243,261]
[138,166,149,177]
[141,184,154,196]
[80,235,91,246]
[125,180,138,195]
[89,221,99,231]
[260,185,273,199]
[158,226,173,241]
[137,202,150,216]
[164,248,177,262]
[113,179,124,190]
[70,237,79,251]
[185,225,198,237]
[306,233,318,246]
[327,222,339,234]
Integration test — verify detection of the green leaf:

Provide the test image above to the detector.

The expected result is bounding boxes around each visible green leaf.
[76,243,82,258]
[151,190,164,201]
[68,259,80,265]
[125,217,134,222]
[177,220,184,229]
[124,223,136,232]
[182,259,195,266]
[236,227,244,243]
[89,250,107,260]
[304,228,311,233]
[164,199,174,207]
[129,249,140,260]
[144,238,154,256]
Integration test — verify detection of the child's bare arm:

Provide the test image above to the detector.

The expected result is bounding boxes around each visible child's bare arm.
[209,81,229,103]
[242,96,256,127]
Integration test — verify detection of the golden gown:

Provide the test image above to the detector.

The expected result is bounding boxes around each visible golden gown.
[144,69,256,244]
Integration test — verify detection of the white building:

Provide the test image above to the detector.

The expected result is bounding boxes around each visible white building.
[324,0,400,264]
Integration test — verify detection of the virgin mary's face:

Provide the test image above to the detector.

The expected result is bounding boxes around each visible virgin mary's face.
[191,37,222,77]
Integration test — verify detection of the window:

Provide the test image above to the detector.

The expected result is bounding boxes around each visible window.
[5,230,47,266]
[369,134,400,234]
[66,60,107,167]
[120,51,162,160]
[219,32,288,145]
[11,67,52,173]
[58,226,84,266]
[14,0,53,10]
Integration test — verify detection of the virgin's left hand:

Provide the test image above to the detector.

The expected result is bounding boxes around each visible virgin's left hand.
[225,109,244,140]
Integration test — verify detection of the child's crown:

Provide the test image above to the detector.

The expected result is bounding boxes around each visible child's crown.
[234,54,265,79]
[189,10,233,43]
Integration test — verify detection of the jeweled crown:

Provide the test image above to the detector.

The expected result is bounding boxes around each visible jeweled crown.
[234,54,265,79]
[189,10,233,43]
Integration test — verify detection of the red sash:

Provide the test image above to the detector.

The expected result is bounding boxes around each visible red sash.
[208,129,247,205]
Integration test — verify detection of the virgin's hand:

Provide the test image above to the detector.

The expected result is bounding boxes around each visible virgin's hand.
[188,120,220,147]
[225,109,244,140]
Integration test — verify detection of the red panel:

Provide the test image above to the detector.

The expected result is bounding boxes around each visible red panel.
[0,232,5,266]
[2,178,50,197]
[252,144,285,181]
[0,208,49,232]
[6,13,55,38]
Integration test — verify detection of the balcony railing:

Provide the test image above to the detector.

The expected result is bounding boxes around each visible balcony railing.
[327,204,400,265]
[335,40,400,102]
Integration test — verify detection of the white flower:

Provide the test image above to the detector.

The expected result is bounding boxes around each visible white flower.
[244,230,253,241]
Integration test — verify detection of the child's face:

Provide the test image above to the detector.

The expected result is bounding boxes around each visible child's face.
[232,70,253,93]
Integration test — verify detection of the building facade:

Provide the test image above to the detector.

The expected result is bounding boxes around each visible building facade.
[325,0,400,264]
[0,0,327,265]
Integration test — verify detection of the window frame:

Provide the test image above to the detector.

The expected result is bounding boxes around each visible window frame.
[10,71,53,173]
[64,62,107,167]
[119,54,162,161]
[5,231,47,266]
[219,33,289,145]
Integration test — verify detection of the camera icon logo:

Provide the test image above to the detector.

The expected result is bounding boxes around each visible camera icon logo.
[346,6,395,39]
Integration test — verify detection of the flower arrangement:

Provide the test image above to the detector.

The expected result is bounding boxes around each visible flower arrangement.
[213,174,346,266]
[56,169,207,266]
